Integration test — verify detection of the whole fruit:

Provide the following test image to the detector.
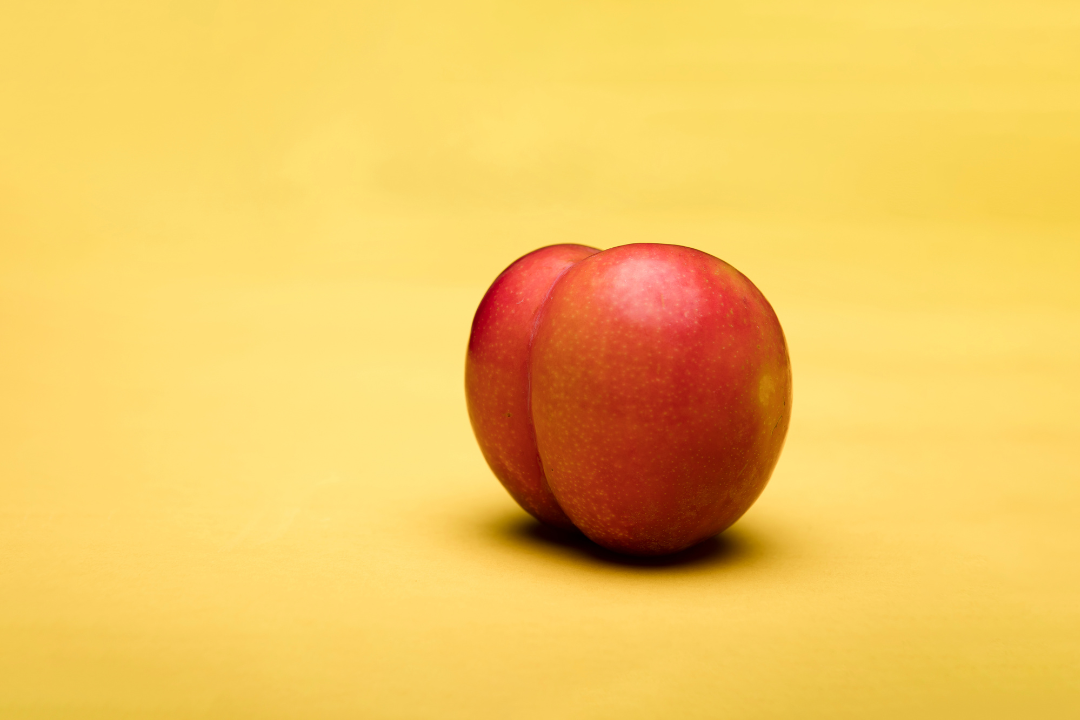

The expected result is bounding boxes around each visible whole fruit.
[466,243,791,556]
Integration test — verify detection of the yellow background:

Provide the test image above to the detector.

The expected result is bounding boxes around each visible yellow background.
[1,1,1078,717]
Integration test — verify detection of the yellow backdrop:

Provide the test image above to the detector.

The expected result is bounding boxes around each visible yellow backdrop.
[1,1,1077,718]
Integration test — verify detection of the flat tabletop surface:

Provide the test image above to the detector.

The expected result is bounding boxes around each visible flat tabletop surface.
[1,2,1078,718]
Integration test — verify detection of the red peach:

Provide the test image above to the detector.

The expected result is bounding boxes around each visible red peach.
[467,243,791,555]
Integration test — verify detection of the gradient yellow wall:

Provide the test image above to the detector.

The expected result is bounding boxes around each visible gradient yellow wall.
[1,2,1077,718]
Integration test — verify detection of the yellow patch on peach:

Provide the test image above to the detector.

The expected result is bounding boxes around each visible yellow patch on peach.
[758,373,776,406]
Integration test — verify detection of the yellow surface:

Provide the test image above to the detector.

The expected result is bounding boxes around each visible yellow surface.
[2,1,1078,717]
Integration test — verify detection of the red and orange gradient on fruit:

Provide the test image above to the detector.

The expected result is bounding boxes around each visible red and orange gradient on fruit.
[466,243,791,556]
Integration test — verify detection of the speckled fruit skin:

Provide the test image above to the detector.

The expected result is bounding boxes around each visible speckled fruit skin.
[467,243,791,556]
[465,244,600,528]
